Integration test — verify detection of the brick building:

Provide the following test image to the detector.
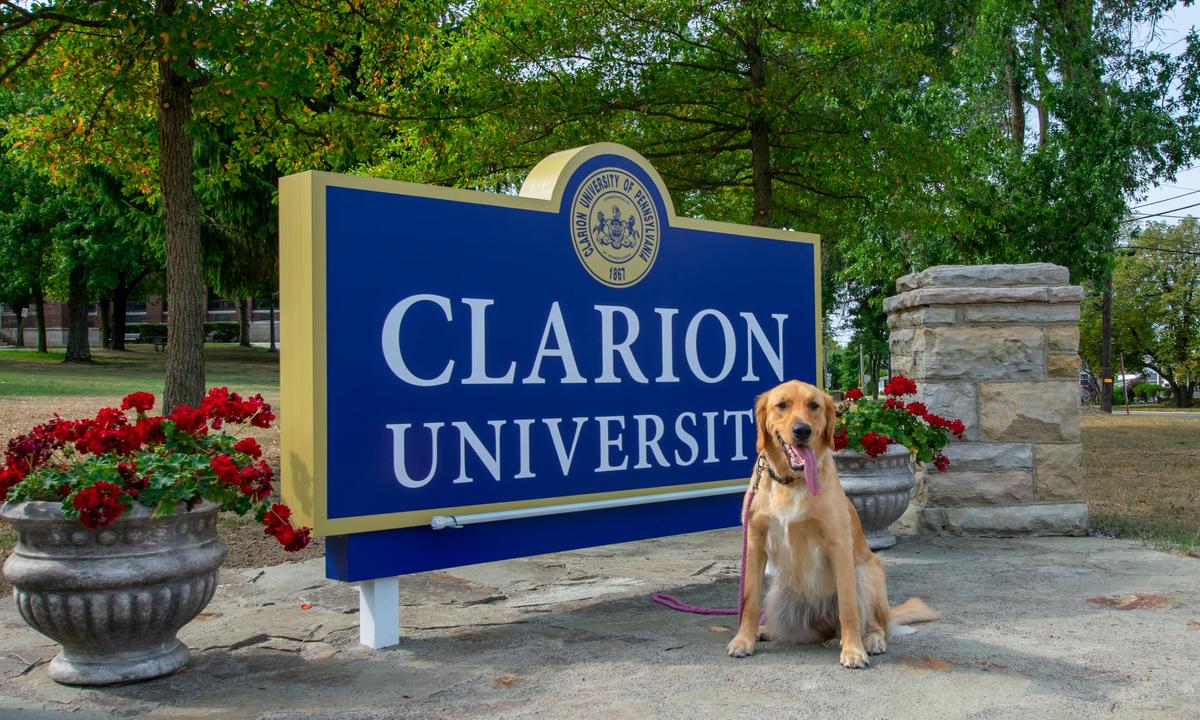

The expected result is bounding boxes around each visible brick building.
[0,295,278,347]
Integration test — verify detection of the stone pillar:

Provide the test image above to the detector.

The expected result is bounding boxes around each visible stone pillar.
[885,263,1088,536]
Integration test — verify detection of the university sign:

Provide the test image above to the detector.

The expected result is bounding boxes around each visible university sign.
[279,144,820,644]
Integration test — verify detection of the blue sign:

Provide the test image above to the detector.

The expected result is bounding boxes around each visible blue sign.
[280,144,821,581]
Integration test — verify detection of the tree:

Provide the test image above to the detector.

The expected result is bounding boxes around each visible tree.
[193,123,278,349]
[0,0,281,409]
[0,154,54,351]
[1088,220,1200,408]
[84,168,163,351]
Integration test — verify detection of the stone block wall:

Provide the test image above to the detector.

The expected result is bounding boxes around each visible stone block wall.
[885,263,1088,536]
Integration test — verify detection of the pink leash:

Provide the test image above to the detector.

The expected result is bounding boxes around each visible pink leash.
[650,448,819,625]
[650,478,759,622]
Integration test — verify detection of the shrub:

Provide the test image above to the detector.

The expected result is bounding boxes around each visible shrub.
[1132,383,1162,403]
[204,322,240,343]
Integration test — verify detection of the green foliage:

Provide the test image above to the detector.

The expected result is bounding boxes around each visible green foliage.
[1083,219,1200,407]
[1131,383,1162,403]
[825,344,857,392]
[4,0,1200,363]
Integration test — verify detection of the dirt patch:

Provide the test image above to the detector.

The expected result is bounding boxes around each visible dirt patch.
[897,654,953,670]
[1086,593,1174,610]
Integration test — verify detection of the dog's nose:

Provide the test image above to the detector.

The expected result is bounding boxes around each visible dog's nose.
[792,422,812,442]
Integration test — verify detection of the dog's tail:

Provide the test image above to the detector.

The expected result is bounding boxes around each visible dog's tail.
[889,597,941,626]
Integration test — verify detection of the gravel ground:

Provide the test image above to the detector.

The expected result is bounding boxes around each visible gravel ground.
[0,533,1197,719]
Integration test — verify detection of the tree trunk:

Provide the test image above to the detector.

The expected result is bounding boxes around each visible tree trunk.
[157,2,206,412]
[34,289,46,353]
[99,299,112,349]
[1172,382,1195,409]
[746,35,772,228]
[1101,272,1112,413]
[1032,20,1050,147]
[238,296,251,347]
[1005,38,1025,151]
[64,261,92,363]
[111,281,130,351]
[14,308,25,348]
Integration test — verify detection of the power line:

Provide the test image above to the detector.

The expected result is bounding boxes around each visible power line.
[1122,200,1200,223]
[1118,245,1200,257]
[1131,188,1200,209]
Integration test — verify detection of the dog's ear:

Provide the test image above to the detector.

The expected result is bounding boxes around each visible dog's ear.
[754,392,770,454]
[822,392,837,451]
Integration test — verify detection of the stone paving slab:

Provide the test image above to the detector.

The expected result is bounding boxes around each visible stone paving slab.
[1,532,1198,719]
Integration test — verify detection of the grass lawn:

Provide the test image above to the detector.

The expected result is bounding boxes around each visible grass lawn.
[0,344,278,398]
[1083,413,1200,555]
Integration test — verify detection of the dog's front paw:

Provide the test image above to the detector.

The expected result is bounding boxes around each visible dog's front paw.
[863,630,887,655]
[727,634,757,658]
[839,644,871,669]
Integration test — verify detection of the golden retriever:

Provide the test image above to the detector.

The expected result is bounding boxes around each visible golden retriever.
[727,380,940,668]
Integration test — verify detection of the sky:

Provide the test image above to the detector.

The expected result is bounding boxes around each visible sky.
[1129,2,1200,225]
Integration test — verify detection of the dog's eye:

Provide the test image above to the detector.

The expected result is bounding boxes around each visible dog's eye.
[808,401,820,410]
[775,400,788,411]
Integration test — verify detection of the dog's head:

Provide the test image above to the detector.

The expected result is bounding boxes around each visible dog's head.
[754,380,837,477]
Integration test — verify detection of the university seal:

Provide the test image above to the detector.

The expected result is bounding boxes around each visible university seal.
[569,167,660,287]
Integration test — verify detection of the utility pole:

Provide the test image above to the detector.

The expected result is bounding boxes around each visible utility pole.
[858,345,864,390]
[1101,267,1113,413]
[1120,353,1130,415]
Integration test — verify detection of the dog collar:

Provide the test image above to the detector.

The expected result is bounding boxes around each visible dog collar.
[756,452,798,486]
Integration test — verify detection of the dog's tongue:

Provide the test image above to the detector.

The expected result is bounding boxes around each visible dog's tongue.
[801,445,820,496]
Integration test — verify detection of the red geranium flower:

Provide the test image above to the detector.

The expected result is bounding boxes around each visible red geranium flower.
[71,481,126,529]
[170,405,208,436]
[121,392,156,413]
[883,375,917,397]
[233,437,263,459]
[0,466,25,501]
[833,426,849,451]
[860,431,890,457]
[906,401,928,418]
[263,503,311,551]
[210,454,239,485]
[236,461,273,501]
[845,388,864,401]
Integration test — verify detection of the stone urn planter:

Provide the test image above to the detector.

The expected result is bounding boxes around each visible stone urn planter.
[835,444,915,550]
[1,500,226,685]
